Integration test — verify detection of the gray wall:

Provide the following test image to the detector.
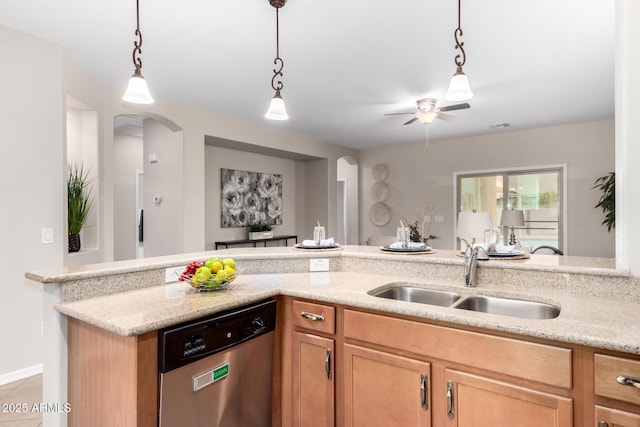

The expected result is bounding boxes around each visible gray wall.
[359,120,615,257]
[0,26,62,378]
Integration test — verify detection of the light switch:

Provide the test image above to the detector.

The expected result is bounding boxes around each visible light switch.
[41,228,54,244]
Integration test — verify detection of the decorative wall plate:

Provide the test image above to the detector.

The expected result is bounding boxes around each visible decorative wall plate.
[372,164,388,181]
[369,202,392,225]
[371,181,390,201]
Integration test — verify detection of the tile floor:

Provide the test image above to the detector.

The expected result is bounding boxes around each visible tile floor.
[0,374,43,426]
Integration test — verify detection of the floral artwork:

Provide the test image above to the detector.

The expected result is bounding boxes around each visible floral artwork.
[221,168,283,228]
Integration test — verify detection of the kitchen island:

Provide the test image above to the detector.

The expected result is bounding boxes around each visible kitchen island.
[27,246,640,426]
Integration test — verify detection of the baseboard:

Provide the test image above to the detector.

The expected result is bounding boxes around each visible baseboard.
[0,363,43,386]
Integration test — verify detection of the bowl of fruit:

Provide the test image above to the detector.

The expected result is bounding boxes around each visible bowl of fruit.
[179,257,237,291]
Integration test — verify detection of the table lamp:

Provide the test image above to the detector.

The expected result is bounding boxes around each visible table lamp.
[456,211,492,249]
[500,209,525,245]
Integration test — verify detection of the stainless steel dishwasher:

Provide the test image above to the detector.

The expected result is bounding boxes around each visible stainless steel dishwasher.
[158,298,277,427]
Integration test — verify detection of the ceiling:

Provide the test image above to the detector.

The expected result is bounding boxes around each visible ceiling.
[0,0,614,150]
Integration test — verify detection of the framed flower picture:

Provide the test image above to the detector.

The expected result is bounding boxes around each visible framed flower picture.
[221,168,283,228]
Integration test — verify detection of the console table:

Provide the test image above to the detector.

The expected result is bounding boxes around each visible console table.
[214,234,298,250]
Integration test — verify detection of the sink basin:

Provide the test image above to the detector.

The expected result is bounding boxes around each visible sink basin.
[369,285,461,307]
[451,295,560,320]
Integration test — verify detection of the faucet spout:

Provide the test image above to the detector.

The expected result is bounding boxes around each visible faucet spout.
[464,245,487,287]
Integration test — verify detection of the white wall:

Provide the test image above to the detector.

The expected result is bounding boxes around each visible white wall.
[142,119,184,257]
[337,157,359,244]
[359,120,615,258]
[204,146,301,247]
[113,134,143,261]
[0,26,62,379]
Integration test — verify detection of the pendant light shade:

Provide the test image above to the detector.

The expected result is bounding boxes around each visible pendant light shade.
[265,90,288,120]
[445,67,473,102]
[123,69,154,104]
[265,0,288,121]
[445,0,473,102]
[122,0,154,105]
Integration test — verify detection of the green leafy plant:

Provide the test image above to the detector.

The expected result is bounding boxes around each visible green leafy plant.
[247,220,273,232]
[67,163,94,235]
[593,172,615,232]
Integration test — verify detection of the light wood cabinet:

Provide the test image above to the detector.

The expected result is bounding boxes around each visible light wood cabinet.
[593,353,640,426]
[444,369,572,427]
[595,406,640,427]
[343,344,431,426]
[290,300,336,427]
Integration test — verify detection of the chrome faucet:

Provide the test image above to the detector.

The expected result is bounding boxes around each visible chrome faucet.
[461,239,488,287]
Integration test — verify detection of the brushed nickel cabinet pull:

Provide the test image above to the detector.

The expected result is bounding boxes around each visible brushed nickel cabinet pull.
[617,374,640,389]
[597,421,609,427]
[301,311,325,322]
[325,348,332,380]
[420,373,428,410]
[446,380,455,419]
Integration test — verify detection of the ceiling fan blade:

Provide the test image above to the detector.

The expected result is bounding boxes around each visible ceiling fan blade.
[384,112,414,116]
[439,103,470,112]
[436,112,456,121]
[403,117,418,125]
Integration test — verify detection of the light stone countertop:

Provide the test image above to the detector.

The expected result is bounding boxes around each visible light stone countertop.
[36,246,640,355]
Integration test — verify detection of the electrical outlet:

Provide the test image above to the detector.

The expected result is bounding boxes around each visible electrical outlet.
[165,266,185,283]
[309,258,329,272]
[41,228,54,244]
[435,215,444,223]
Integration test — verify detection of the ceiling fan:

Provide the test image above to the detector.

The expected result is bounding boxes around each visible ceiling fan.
[385,98,470,125]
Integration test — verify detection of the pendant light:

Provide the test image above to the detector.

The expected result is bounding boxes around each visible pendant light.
[265,0,289,120]
[445,0,473,102]
[122,0,154,104]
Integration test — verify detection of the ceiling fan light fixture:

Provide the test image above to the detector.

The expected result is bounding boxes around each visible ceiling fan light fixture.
[265,90,289,120]
[123,69,154,104]
[418,111,438,124]
[445,67,473,102]
[122,0,154,105]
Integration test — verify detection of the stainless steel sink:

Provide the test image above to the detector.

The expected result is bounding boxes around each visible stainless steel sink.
[368,285,461,307]
[451,295,560,319]
[368,284,560,320]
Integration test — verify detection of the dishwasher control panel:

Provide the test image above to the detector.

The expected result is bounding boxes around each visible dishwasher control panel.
[158,298,277,373]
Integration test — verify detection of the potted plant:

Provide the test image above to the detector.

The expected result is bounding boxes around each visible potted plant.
[247,221,274,240]
[67,163,94,252]
[593,172,615,232]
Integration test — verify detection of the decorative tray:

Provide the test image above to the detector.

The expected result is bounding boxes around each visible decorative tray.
[380,246,435,254]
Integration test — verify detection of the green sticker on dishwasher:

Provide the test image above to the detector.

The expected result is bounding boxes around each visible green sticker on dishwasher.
[212,363,229,382]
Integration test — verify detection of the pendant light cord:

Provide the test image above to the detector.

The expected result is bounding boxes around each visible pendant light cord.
[453,0,466,69]
[270,6,284,92]
[132,0,143,72]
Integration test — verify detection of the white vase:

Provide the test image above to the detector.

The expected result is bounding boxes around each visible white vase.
[249,231,273,240]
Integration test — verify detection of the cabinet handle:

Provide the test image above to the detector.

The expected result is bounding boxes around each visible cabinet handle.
[597,422,609,427]
[617,375,640,389]
[325,348,332,380]
[446,380,455,419]
[301,311,325,322]
[420,373,428,410]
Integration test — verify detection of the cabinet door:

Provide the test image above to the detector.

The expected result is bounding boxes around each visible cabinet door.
[293,332,334,427]
[444,369,572,427]
[344,344,431,427]
[596,406,640,427]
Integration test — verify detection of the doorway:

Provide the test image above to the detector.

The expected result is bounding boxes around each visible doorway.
[337,157,359,245]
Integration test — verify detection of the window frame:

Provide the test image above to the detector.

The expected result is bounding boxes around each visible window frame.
[453,164,568,253]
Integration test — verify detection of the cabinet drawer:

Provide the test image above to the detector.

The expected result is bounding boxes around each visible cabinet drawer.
[292,300,335,335]
[595,354,640,405]
[344,309,572,389]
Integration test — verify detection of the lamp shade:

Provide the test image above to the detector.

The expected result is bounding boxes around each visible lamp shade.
[265,92,289,120]
[122,70,154,104]
[456,211,492,240]
[500,209,525,227]
[445,69,473,102]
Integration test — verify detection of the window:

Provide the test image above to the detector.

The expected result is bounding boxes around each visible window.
[456,166,564,250]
